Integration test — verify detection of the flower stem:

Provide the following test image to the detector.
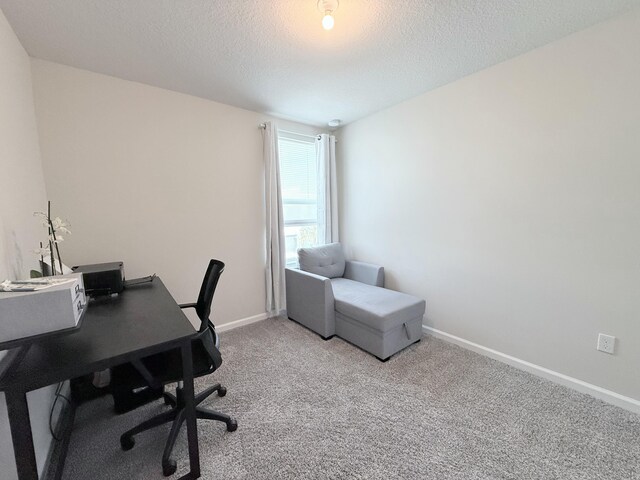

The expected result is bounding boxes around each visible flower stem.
[49,219,64,273]
[48,201,57,275]
[39,241,45,276]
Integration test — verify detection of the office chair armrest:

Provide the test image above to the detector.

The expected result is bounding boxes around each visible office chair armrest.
[179,303,198,309]
[179,303,220,348]
[205,319,221,349]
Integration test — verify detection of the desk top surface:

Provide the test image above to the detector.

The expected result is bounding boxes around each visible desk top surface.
[0,277,196,392]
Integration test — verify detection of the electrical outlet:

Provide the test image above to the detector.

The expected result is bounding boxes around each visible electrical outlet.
[597,334,615,354]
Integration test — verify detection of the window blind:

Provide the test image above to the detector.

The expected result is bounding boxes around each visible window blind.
[278,133,317,225]
[278,131,320,266]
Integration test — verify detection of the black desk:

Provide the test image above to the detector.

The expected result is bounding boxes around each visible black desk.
[0,278,201,480]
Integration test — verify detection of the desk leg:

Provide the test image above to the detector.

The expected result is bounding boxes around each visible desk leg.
[6,389,38,480]
[179,340,200,479]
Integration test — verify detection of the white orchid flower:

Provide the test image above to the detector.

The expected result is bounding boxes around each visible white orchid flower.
[52,217,72,235]
[33,205,71,270]
[33,246,51,257]
[33,212,50,227]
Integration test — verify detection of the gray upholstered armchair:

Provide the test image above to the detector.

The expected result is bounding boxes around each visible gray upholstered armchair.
[285,243,425,361]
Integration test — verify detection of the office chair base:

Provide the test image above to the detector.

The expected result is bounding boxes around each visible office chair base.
[196,406,237,431]
[163,392,176,406]
[163,384,227,407]
[120,435,135,451]
[163,460,177,477]
[121,383,236,477]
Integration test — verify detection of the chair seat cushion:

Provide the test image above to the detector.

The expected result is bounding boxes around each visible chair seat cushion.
[331,278,425,332]
[111,339,215,390]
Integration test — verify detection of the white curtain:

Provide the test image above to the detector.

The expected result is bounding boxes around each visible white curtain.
[262,121,286,315]
[316,134,339,244]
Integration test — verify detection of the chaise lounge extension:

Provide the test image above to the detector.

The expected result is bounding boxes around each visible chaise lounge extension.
[285,243,425,361]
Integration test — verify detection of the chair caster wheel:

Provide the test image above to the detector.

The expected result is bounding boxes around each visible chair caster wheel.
[120,435,135,451]
[162,460,177,477]
[218,386,227,397]
[226,419,238,432]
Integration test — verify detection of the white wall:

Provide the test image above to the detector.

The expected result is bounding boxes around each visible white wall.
[338,9,640,401]
[31,59,322,328]
[0,8,60,479]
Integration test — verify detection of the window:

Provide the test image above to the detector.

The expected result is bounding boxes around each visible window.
[278,131,319,266]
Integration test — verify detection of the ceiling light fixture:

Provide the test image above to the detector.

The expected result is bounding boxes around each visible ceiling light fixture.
[317,0,339,30]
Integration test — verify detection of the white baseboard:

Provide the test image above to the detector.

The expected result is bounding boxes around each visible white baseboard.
[423,325,640,415]
[216,312,270,333]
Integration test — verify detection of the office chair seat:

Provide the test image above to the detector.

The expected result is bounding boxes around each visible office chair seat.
[111,260,237,477]
[112,340,215,387]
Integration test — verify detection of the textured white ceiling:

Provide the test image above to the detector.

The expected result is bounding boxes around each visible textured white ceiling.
[1,0,639,126]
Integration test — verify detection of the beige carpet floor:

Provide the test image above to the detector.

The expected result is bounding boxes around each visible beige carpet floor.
[60,317,640,479]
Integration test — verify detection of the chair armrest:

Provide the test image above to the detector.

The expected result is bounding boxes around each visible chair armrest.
[285,268,335,338]
[178,303,219,348]
[179,303,197,309]
[344,260,384,287]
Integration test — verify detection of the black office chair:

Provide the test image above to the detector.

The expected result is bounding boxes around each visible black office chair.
[112,259,237,476]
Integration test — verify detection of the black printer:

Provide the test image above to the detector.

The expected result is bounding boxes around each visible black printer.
[72,261,125,296]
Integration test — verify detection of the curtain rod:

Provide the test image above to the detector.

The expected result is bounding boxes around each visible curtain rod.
[259,123,336,142]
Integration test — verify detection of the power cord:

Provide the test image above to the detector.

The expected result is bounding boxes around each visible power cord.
[49,382,71,441]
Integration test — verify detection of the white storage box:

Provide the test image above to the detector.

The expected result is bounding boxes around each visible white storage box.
[0,273,86,346]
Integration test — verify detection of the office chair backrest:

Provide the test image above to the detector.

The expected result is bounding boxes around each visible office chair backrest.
[196,259,225,332]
